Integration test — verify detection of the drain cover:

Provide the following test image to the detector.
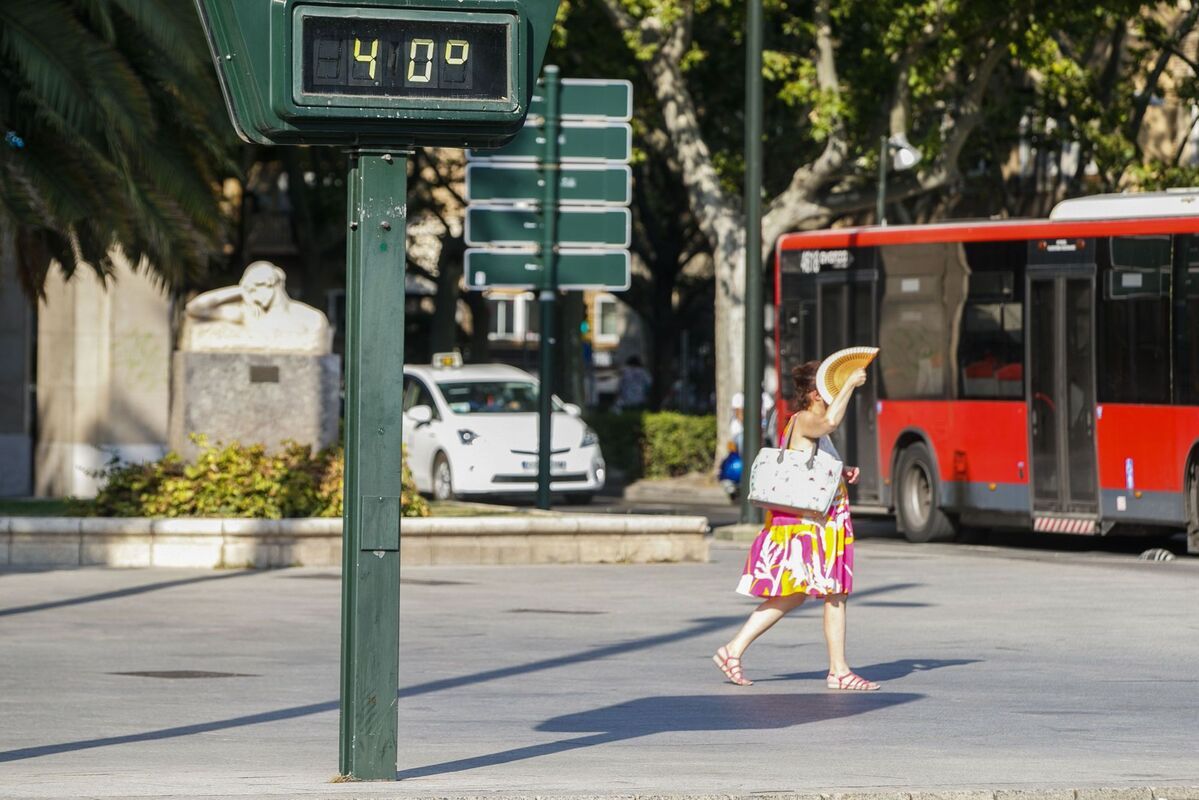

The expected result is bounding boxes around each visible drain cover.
[507,608,605,615]
[282,575,472,586]
[109,671,259,679]
[400,578,472,586]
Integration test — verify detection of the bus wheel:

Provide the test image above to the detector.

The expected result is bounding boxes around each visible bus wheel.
[895,443,957,543]
[1187,458,1199,555]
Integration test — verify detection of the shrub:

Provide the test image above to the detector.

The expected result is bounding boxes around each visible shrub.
[585,412,716,480]
[89,437,428,519]
[640,412,717,478]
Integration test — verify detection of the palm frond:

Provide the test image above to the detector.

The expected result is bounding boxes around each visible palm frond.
[0,0,98,131]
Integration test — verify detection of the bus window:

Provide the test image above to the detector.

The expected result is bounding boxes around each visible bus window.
[1097,236,1171,404]
[1178,235,1199,405]
[958,241,1026,400]
[877,243,969,399]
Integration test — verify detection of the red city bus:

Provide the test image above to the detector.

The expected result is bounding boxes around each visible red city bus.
[773,191,1199,552]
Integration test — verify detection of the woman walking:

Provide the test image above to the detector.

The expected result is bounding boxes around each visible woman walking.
[713,360,878,690]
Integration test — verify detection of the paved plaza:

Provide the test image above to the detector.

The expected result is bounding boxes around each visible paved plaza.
[2,525,1198,799]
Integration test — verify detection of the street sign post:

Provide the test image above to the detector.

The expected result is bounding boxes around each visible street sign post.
[465,248,631,289]
[465,206,630,247]
[467,121,632,162]
[194,0,560,782]
[466,163,632,205]
[527,78,632,120]
[461,73,633,508]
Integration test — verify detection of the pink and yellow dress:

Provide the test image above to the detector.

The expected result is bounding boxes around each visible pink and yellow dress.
[736,423,855,598]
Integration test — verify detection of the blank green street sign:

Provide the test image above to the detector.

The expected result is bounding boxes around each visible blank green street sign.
[465,248,630,290]
[528,78,632,121]
[466,206,630,247]
[466,163,630,205]
[467,121,632,162]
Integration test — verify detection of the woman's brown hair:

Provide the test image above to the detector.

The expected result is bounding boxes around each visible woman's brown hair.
[792,360,821,410]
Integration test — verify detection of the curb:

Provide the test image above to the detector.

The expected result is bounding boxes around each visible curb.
[25,784,1195,800]
[623,478,732,506]
[712,522,761,542]
[361,791,1199,800]
[0,514,710,569]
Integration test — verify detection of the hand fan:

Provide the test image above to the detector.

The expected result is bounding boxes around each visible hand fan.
[815,346,879,404]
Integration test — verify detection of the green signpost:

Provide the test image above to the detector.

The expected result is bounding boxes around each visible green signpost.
[465,248,630,289]
[467,121,632,162]
[464,75,632,507]
[527,78,633,120]
[193,0,559,782]
[466,206,630,247]
[465,163,632,205]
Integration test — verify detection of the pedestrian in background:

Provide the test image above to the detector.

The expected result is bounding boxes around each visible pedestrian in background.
[713,360,878,691]
[614,355,652,411]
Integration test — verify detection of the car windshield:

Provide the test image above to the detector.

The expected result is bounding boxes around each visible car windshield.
[438,381,540,414]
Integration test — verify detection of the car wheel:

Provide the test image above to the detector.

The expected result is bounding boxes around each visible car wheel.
[895,443,957,543]
[432,453,455,502]
[564,493,594,506]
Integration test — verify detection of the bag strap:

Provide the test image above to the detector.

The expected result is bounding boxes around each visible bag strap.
[783,415,819,469]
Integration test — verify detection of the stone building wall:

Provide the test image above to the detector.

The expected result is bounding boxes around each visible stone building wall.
[35,253,171,497]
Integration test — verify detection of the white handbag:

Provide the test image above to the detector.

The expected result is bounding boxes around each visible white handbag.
[747,420,843,516]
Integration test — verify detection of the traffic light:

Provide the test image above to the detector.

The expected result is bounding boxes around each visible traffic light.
[194,0,560,147]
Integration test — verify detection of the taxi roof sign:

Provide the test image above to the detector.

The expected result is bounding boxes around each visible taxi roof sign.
[432,351,464,368]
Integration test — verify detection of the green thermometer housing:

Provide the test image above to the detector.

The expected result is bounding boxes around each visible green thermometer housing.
[194,0,559,147]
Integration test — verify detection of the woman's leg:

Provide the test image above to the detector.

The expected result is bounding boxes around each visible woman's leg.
[726,593,807,658]
[714,594,807,685]
[822,593,850,675]
[822,593,879,689]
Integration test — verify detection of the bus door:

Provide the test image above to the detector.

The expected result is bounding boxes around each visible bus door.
[1026,253,1099,520]
[814,267,881,505]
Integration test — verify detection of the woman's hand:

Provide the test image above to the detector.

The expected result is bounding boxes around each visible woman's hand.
[843,466,860,484]
[846,368,867,389]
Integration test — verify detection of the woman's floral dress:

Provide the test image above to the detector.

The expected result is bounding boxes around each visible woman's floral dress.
[736,421,854,598]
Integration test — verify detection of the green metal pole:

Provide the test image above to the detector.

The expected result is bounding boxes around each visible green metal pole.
[536,65,561,510]
[876,135,887,225]
[339,149,406,781]
[739,0,764,523]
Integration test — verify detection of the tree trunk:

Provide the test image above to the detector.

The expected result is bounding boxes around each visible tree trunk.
[462,291,490,362]
[713,232,746,460]
[429,235,464,354]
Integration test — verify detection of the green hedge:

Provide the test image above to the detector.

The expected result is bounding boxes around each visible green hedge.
[586,412,716,480]
[88,436,428,519]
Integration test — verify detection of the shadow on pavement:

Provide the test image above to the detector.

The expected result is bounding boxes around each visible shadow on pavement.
[1,582,923,764]
[397,692,922,780]
[399,582,921,699]
[759,657,981,684]
[0,701,339,763]
[0,570,256,619]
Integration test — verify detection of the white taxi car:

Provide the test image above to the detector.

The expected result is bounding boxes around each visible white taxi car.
[401,361,605,503]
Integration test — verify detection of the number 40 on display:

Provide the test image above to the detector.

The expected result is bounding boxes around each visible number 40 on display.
[351,36,470,86]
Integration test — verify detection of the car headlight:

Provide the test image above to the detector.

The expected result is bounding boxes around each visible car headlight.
[457,429,480,445]
[580,427,599,448]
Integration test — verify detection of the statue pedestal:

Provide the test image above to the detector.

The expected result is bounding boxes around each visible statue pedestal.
[169,352,340,459]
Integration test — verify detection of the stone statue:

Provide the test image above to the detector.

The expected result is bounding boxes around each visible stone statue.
[182,261,332,355]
